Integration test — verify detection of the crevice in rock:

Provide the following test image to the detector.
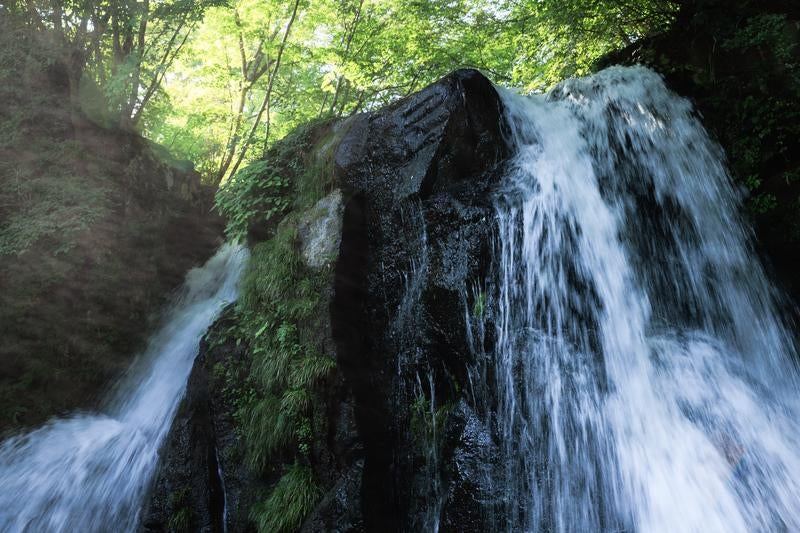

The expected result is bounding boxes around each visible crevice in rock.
[208,430,226,533]
[330,192,398,530]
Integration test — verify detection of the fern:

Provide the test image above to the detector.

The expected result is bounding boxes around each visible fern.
[288,354,336,389]
[251,464,320,533]
[241,395,298,470]
[215,118,344,529]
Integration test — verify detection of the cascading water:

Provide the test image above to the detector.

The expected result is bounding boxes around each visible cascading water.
[0,243,248,533]
[488,65,800,532]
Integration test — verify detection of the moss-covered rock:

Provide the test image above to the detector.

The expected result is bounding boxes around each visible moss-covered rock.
[149,69,511,532]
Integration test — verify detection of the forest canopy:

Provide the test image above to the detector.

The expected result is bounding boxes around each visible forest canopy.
[1,0,685,183]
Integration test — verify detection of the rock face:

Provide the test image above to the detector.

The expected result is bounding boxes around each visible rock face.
[143,308,263,533]
[147,69,512,532]
[329,68,509,531]
[298,189,345,270]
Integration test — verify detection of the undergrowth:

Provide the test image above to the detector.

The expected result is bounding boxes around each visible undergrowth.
[215,118,337,242]
[718,14,800,220]
[213,117,343,532]
[234,225,334,468]
[251,464,321,533]
[0,136,112,257]
[229,224,333,532]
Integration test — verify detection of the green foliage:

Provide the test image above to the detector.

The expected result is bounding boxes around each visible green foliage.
[704,12,800,222]
[215,118,336,241]
[234,226,333,469]
[5,0,687,181]
[144,0,685,177]
[215,161,291,242]
[722,14,795,63]
[502,0,679,90]
[410,394,452,443]
[473,290,487,319]
[210,220,332,532]
[0,169,110,256]
[198,220,332,526]
[251,464,320,533]
[167,489,193,532]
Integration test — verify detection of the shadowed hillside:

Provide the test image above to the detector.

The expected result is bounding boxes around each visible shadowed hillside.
[0,15,223,431]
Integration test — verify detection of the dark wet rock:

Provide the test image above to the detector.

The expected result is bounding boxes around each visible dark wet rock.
[142,353,218,533]
[300,460,365,533]
[440,401,503,532]
[329,68,511,531]
[143,308,263,533]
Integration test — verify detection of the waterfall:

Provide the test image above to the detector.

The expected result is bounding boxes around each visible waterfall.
[488,65,800,532]
[0,243,248,533]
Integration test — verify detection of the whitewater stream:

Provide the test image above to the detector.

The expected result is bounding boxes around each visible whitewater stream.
[486,66,800,532]
[0,244,247,532]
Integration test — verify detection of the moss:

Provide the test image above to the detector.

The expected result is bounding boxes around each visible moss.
[166,488,193,532]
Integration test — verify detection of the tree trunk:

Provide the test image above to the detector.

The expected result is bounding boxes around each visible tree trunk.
[226,0,301,182]
[329,0,364,116]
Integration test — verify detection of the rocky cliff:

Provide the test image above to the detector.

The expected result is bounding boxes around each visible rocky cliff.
[147,19,800,527]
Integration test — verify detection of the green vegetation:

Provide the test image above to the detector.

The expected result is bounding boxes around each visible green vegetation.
[251,464,320,533]
[618,6,800,236]
[472,290,487,319]
[166,489,194,532]
[2,0,686,186]
[235,226,331,468]
[223,221,331,530]
[410,393,453,444]
[215,119,334,241]
[716,13,800,226]
[0,142,111,256]
[209,118,341,530]
[2,0,800,529]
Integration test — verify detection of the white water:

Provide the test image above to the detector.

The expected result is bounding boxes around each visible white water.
[491,66,800,532]
[0,244,248,533]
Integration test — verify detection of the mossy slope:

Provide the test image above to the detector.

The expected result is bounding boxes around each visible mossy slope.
[0,15,223,432]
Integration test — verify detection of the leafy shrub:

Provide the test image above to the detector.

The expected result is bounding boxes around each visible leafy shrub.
[214,118,336,242]
[214,160,291,242]
[722,14,795,63]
